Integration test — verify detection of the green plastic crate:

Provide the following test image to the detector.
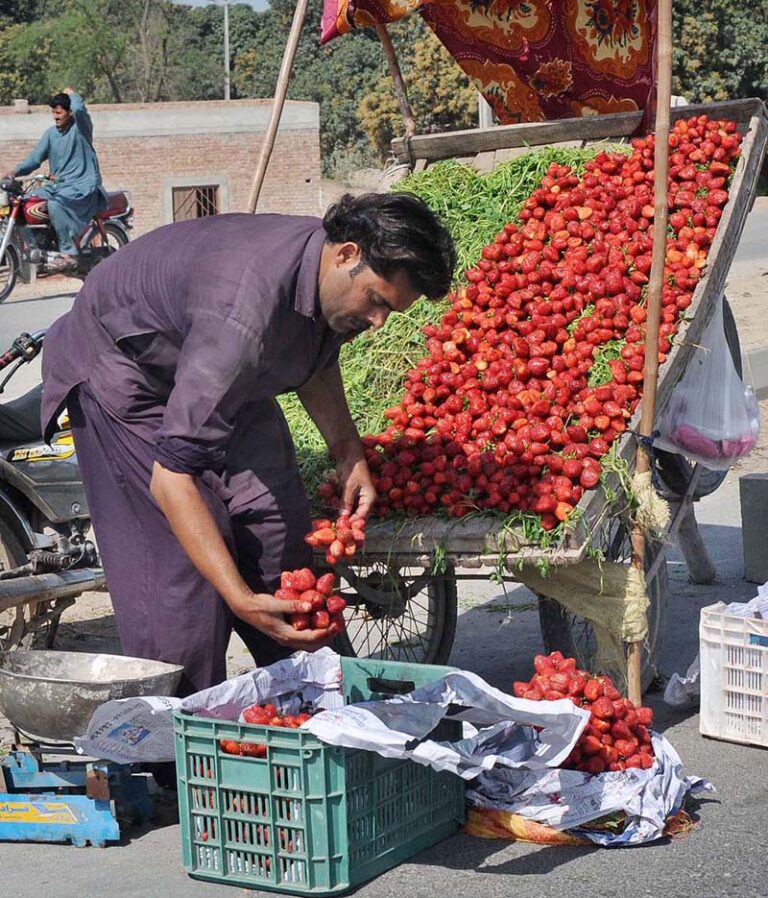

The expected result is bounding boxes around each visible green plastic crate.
[174,656,466,894]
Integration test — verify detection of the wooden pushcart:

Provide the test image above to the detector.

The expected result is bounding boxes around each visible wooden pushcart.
[326,98,768,689]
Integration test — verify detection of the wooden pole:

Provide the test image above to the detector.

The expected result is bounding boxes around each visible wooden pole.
[223,0,231,102]
[376,24,417,140]
[246,0,310,213]
[627,0,673,706]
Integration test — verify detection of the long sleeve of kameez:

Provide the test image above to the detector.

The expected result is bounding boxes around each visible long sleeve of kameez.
[68,92,94,144]
[15,132,50,177]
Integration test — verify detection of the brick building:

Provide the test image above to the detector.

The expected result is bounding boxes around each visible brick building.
[0,98,322,235]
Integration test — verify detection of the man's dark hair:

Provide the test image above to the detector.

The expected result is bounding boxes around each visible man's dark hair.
[49,93,71,111]
[322,192,456,300]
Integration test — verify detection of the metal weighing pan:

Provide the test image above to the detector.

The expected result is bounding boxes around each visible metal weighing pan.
[0,650,183,742]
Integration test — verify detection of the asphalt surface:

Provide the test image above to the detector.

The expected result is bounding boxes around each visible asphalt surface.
[1,204,767,897]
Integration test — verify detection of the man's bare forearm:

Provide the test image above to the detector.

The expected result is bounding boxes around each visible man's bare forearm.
[150,463,252,613]
[296,362,363,460]
[149,463,328,649]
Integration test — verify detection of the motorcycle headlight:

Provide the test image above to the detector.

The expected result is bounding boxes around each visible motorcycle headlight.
[0,189,9,207]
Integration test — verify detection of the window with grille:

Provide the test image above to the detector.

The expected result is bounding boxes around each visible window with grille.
[172,185,220,222]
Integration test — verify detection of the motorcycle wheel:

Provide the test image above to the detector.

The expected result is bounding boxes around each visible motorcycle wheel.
[0,243,19,304]
[0,517,31,650]
[101,222,130,252]
[0,517,65,651]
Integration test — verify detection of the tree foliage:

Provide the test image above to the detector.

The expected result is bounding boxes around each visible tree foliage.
[358,22,477,158]
[672,0,767,103]
[0,0,232,103]
[0,0,764,177]
[231,0,386,175]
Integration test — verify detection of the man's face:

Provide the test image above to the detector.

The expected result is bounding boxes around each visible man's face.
[318,242,420,335]
[51,105,73,129]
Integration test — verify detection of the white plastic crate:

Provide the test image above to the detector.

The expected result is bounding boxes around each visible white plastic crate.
[700,603,768,747]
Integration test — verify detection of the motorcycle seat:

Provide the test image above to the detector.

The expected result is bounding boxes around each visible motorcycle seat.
[0,383,43,444]
[97,190,130,219]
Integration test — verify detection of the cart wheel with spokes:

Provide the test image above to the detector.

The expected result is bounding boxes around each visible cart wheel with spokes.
[537,519,668,693]
[332,560,458,665]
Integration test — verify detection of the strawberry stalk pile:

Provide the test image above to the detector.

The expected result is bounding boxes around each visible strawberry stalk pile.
[316,116,741,532]
[514,651,655,773]
[276,513,366,632]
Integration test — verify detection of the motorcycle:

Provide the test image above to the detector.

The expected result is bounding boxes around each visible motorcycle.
[0,330,104,651]
[0,174,133,303]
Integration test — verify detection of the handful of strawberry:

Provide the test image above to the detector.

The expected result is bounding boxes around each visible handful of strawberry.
[513,651,655,774]
[276,567,347,634]
[277,513,367,634]
[218,703,315,757]
[304,513,366,565]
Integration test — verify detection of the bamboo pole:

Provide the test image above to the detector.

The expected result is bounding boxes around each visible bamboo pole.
[376,24,417,140]
[627,0,673,706]
[246,0,310,213]
[223,1,231,102]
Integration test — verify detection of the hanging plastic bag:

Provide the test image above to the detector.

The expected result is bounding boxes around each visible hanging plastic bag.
[655,295,759,470]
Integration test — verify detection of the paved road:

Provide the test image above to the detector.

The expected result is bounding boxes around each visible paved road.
[1,205,767,896]
[0,283,76,399]
[730,196,768,270]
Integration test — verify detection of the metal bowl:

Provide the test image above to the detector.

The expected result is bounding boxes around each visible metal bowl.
[0,650,183,742]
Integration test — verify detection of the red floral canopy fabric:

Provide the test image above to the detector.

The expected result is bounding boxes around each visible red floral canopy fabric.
[321,0,657,123]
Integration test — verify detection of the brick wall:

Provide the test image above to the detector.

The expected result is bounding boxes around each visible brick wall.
[0,99,322,235]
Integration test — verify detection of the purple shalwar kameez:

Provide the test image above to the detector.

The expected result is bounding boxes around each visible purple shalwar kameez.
[41,213,347,695]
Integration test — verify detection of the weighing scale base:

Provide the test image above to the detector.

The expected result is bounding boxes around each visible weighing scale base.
[0,750,154,847]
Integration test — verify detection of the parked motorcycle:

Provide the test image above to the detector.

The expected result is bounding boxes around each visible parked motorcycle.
[0,174,133,303]
[0,330,104,651]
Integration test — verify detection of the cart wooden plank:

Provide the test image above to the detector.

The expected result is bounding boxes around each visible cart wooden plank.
[357,99,767,569]
[392,98,763,165]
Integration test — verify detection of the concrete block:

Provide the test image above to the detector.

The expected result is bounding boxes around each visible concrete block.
[739,473,768,582]
[745,346,768,400]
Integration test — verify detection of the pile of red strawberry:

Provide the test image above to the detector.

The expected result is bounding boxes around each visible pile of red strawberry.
[318,116,741,528]
[218,703,315,757]
[514,651,655,773]
[277,513,367,632]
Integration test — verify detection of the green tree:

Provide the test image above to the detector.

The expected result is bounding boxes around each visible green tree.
[672,0,767,102]
[179,2,262,100]
[359,23,477,158]
[0,0,247,105]
[232,0,385,175]
[0,0,50,29]
[5,1,129,103]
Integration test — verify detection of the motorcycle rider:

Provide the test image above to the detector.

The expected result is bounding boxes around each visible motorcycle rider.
[40,193,456,696]
[5,87,105,272]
